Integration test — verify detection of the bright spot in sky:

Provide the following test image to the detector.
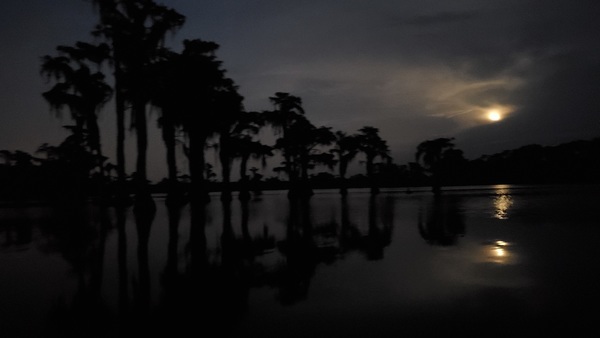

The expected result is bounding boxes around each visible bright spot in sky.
[487,110,502,121]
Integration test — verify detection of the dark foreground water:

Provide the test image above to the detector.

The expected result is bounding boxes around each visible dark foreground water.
[1,185,599,337]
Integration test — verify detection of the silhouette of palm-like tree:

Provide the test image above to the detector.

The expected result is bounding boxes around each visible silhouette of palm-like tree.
[357,126,391,194]
[227,112,272,200]
[213,85,246,202]
[93,0,185,204]
[148,49,187,205]
[331,131,360,195]
[236,139,273,200]
[415,137,457,195]
[175,39,233,204]
[40,42,112,178]
[263,92,306,195]
[274,115,336,198]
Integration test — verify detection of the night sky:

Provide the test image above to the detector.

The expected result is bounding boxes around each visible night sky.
[1,0,599,182]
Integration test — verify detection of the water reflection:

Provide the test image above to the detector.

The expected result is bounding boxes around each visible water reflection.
[153,200,252,337]
[2,187,597,336]
[493,186,513,220]
[482,240,514,264]
[133,201,156,314]
[339,195,394,260]
[41,204,113,337]
[116,206,128,315]
[418,196,465,246]
[275,198,318,305]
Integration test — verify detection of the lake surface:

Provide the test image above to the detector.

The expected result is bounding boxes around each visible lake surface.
[1,185,599,337]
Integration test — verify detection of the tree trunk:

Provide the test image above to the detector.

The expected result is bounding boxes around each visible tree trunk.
[366,154,379,194]
[339,158,348,195]
[114,58,129,205]
[163,117,182,206]
[219,135,232,201]
[133,99,153,207]
[188,129,210,204]
[238,154,251,201]
[299,152,313,198]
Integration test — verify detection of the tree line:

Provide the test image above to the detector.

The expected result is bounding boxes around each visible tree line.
[384,137,600,191]
[1,0,392,206]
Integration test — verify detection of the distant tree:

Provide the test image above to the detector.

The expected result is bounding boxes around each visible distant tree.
[274,115,335,197]
[228,112,272,200]
[331,131,360,195]
[415,137,461,194]
[36,132,99,200]
[263,92,306,195]
[0,150,41,201]
[356,127,390,194]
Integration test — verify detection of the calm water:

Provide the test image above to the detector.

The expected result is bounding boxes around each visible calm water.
[1,185,599,337]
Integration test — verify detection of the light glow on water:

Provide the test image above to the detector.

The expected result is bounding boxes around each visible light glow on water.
[493,187,513,219]
[495,240,508,247]
[483,240,513,264]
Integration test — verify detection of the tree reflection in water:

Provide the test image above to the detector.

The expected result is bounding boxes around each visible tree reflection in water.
[418,195,465,246]
[41,204,113,337]
[2,187,600,336]
[0,193,399,337]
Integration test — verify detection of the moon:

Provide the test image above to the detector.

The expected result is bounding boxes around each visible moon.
[487,110,502,122]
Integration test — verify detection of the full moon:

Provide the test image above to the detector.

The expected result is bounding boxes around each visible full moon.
[487,110,502,121]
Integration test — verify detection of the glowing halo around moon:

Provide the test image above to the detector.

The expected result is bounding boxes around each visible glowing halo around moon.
[487,110,502,122]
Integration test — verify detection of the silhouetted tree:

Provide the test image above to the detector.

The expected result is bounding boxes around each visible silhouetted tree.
[93,0,185,204]
[357,126,390,194]
[176,39,231,204]
[149,49,186,205]
[228,112,272,200]
[40,42,112,179]
[264,92,306,196]
[415,137,461,194]
[331,131,360,195]
[213,84,245,202]
[274,115,335,197]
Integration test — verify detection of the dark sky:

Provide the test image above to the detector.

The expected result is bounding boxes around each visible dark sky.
[1,0,599,181]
